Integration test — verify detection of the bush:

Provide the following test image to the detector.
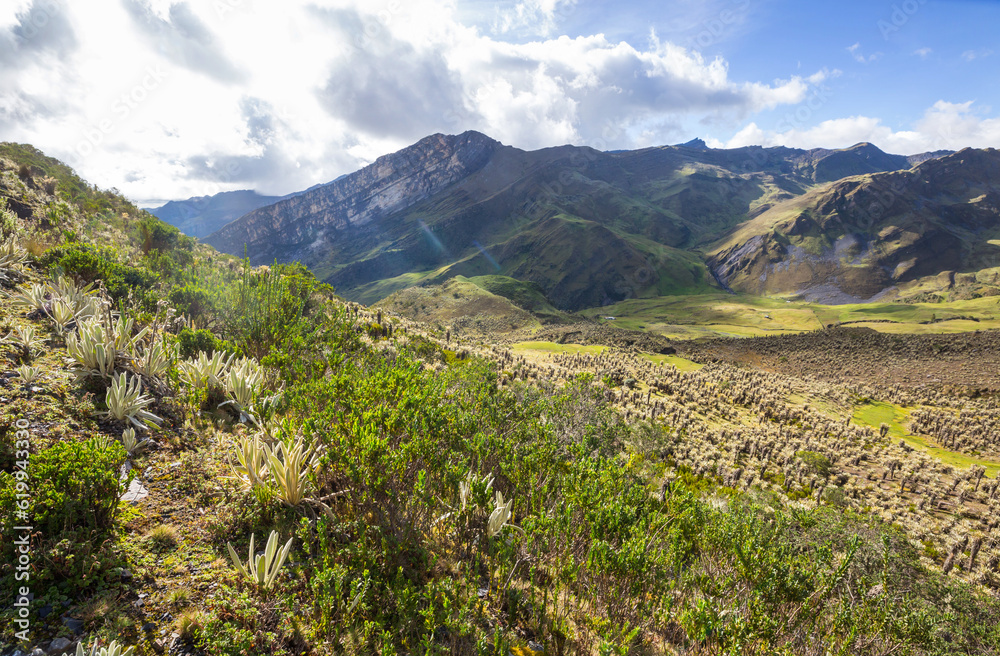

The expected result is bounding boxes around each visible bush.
[0,439,130,597]
[41,243,158,305]
[176,327,239,360]
[137,215,182,254]
[31,438,129,535]
[227,259,317,359]
[170,284,216,321]
[796,449,832,478]
[0,197,17,239]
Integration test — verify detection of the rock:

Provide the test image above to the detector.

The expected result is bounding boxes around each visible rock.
[119,568,133,582]
[37,604,53,618]
[142,622,157,632]
[121,479,149,503]
[45,639,71,655]
[62,617,84,634]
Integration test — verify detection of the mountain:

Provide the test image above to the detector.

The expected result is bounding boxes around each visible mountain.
[145,190,284,238]
[205,132,950,310]
[709,148,1000,303]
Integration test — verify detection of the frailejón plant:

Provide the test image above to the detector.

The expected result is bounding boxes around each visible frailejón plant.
[66,317,116,378]
[101,372,162,430]
[226,530,293,590]
[68,639,135,656]
[179,350,233,390]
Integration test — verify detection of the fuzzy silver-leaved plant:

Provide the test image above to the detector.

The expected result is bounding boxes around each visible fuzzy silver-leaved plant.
[101,372,162,430]
[226,530,293,590]
[179,350,233,390]
[66,317,116,379]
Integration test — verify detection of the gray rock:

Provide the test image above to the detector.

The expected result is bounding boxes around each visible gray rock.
[121,479,149,503]
[61,616,84,634]
[45,639,71,655]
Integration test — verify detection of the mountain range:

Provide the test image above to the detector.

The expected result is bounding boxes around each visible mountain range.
[155,131,999,311]
[145,190,285,238]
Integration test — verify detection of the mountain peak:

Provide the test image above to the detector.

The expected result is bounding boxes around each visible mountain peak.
[676,137,709,150]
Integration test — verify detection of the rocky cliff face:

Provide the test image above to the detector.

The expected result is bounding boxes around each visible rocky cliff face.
[205,131,501,262]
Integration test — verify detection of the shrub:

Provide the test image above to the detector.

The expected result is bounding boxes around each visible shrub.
[0,439,130,596]
[29,438,129,535]
[0,197,17,239]
[169,284,215,321]
[227,259,316,359]
[796,450,832,478]
[176,327,238,360]
[137,216,181,254]
[41,243,158,304]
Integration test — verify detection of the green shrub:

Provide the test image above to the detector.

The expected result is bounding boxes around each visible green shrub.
[41,243,158,304]
[31,438,129,535]
[227,259,316,359]
[170,284,216,321]
[0,197,18,239]
[796,449,832,478]
[137,215,182,254]
[0,438,130,597]
[176,327,239,360]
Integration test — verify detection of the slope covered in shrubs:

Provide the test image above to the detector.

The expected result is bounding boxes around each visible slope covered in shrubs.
[0,147,998,655]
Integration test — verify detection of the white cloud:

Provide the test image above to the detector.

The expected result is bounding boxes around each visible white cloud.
[0,0,830,203]
[847,42,881,64]
[713,101,1000,154]
[493,0,577,37]
[962,48,993,62]
[914,47,932,59]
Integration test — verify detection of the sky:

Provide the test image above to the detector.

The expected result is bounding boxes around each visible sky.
[1,0,999,205]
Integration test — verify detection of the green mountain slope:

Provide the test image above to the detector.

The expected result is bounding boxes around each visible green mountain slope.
[709,148,1000,302]
[206,133,947,311]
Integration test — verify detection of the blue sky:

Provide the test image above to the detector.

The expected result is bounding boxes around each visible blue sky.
[1,0,998,203]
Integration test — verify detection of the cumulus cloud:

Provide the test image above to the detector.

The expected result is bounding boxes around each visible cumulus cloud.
[121,0,246,83]
[493,0,577,37]
[0,0,866,203]
[712,101,1000,154]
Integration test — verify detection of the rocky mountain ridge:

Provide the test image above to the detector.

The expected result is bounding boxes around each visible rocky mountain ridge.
[201,131,967,309]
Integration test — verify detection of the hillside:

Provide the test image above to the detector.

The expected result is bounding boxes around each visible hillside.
[709,148,1000,302]
[204,132,947,311]
[2,145,1000,656]
[145,190,285,239]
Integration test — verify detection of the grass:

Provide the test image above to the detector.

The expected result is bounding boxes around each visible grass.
[581,293,1000,340]
[511,340,607,355]
[640,353,704,371]
[145,523,181,551]
[852,401,1000,477]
